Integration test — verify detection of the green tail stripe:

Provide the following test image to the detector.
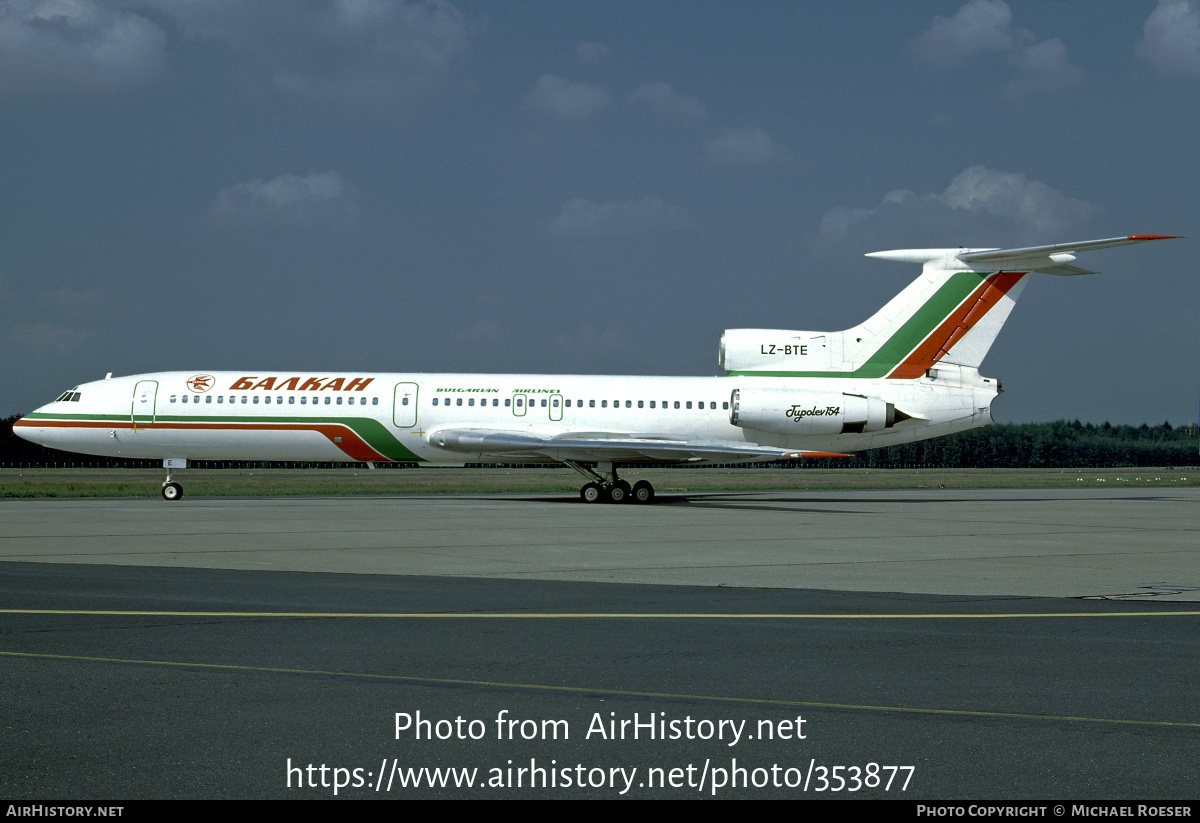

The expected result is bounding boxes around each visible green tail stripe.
[20,413,423,462]
[728,271,984,378]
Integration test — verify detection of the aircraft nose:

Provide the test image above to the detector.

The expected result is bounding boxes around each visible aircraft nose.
[12,415,37,443]
[12,405,51,445]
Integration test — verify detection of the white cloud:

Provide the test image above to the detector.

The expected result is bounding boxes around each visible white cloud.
[1136,0,1200,75]
[704,126,788,166]
[1005,38,1083,96]
[139,0,473,106]
[815,165,1099,251]
[576,41,610,65]
[908,0,1019,69]
[0,0,168,96]
[541,198,690,240]
[909,0,1081,95]
[211,171,360,229]
[628,82,706,120]
[522,74,612,120]
[38,285,127,316]
[8,321,94,356]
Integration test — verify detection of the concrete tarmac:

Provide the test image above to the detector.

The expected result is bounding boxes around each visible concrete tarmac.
[2,488,1199,799]
[2,488,1198,599]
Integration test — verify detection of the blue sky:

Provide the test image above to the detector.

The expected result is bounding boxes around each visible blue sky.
[1,0,1196,424]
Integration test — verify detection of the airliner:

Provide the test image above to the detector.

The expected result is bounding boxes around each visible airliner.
[13,234,1174,503]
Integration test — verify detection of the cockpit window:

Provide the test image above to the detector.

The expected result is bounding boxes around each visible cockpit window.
[55,389,82,402]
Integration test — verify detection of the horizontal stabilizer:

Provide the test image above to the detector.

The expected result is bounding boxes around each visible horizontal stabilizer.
[867,234,1176,275]
[956,234,1178,265]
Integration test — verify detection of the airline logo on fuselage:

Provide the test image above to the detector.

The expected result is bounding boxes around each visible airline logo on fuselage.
[186,374,215,393]
[228,376,376,392]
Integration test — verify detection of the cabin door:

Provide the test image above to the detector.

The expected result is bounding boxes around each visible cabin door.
[393,382,419,428]
[131,380,158,426]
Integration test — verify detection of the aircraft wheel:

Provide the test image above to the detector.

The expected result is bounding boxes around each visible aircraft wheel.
[162,482,183,501]
[608,480,631,503]
[580,483,603,503]
[632,480,655,504]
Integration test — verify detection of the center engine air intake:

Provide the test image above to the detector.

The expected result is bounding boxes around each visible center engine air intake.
[729,388,900,435]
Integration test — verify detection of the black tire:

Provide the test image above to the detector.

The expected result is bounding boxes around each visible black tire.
[162,482,183,501]
[580,483,603,503]
[632,480,655,504]
[608,480,631,503]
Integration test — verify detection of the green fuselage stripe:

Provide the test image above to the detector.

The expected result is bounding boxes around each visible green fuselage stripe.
[20,413,422,462]
[728,271,984,378]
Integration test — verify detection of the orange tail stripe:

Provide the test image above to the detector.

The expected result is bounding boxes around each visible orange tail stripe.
[888,271,1025,379]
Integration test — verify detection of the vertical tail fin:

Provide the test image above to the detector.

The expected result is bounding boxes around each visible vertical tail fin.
[719,235,1174,378]
[858,235,1176,377]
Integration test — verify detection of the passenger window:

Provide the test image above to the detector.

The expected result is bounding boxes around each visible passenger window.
[265,397,271,404]
[637,401,643,408]
[723,402,729,410]
[504,399,510,407]
[325,397,331,405]
[552,398,559,407]
[625,400,631,408]
[253,396,259,404]
[686,401,692,409]
[601,400,607,408]
[206,396,212,404]
[469,398,474,406]
[589,400,595,408]
[541,399,547,407]
[218,396,224,404]
[649,401,655,408]
[457,398,463,406]
[170,395,177,403]
[337,397,343,405]
[289,396,295,404]
[373,397,378,405]
[403,397,410,406]
[674,401,680,409]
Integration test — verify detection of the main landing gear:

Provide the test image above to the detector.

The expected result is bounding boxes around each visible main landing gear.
[565,461,655,504]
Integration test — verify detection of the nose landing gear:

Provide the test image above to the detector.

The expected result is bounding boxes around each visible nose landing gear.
[161,458,187,501]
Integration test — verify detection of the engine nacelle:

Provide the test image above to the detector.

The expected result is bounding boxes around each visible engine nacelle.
[730,387,897,436]
[719,328,835,372]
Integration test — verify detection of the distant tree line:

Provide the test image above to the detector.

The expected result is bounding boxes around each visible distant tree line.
[2,415,1196,470]
[828,420,1199,469]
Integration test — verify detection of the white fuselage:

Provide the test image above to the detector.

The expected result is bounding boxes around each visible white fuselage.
[15,369,996,466]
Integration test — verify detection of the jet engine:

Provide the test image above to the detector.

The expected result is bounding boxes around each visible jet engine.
[729,387,899,436]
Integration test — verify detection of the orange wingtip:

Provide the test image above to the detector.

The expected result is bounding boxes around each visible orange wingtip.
[1127,234,1180,240]
[784,451,854,459]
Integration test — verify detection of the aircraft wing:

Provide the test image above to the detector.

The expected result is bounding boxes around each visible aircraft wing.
[427,428,850,462]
